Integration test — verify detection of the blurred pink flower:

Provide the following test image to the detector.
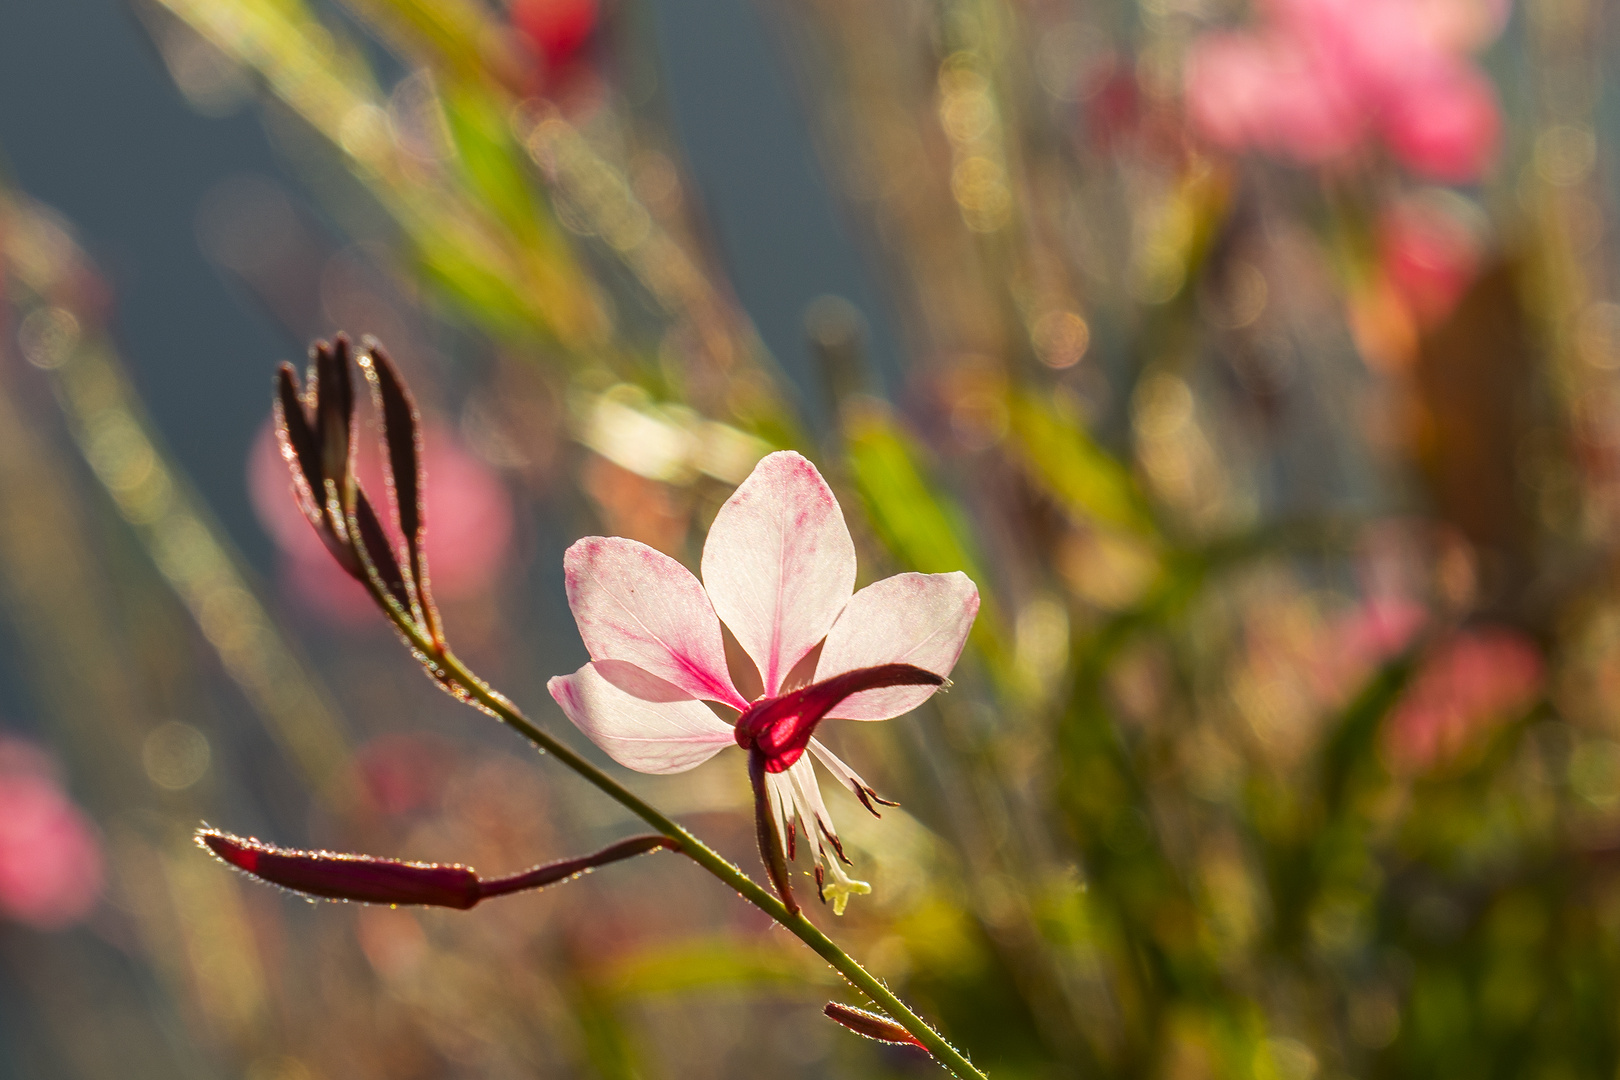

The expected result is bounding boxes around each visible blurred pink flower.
[352,733,457,816]
[1382,626,1542,773]
[1382,64,1501,183]
[250,415,514,623]
[1315,595,1429,701]
[0,739,103,930]
[1377,196,1485,326]
[1184,32,1363,165]
[1184,0,1506,180]
[511,0,598,72]
[548,451,978,914]
[1342,597,1430,662]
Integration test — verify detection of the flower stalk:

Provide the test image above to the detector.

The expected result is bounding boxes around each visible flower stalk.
[244,335,987,1079]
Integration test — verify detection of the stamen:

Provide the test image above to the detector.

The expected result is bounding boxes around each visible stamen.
[809,739,899,818]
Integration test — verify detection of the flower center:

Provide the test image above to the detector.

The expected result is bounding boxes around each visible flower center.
[732,663,944,772]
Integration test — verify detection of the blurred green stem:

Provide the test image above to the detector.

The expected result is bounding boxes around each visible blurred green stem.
[354,549,988,1079]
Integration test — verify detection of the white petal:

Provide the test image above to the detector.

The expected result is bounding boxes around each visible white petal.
[548,661,736,774]
[701,452,856,696]
[565,537,748,710]
[787,756,842,859]
[764,769,798,861]
[815,572,980,720]
[765,757,845,867]
[771,755,873,914]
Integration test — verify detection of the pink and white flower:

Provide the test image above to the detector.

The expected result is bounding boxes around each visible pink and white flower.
[548,451,979,914]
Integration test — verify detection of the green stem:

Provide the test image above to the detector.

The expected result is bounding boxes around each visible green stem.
[362,574,986,1078]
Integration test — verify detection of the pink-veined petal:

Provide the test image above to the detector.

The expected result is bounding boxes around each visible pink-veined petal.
[565,537,748,710]
[816,571,980,720]
[701,452,856,697]
[548,661,737,774]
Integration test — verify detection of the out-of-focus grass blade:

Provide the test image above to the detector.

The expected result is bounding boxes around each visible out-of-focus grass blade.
[354,0,529,93]
[1319,650,1419,813]
[590,934,829,999]
[440,82,548,241]
[568,978,642,1080]
[411,233,545,337]
[843,407,982,581]
[841,404,1009,672]
[150,0,601,351]
[1007,389,1157,539]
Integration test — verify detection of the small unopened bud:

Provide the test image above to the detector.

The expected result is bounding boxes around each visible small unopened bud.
[199,829,481,908]
[823,1002,925,1048]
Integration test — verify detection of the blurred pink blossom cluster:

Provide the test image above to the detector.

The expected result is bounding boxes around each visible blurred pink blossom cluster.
[1340,193,1491,368]
[250,416,513,624]
[1383,626,1542,773]
[1377,195,1485,325]
[1315,595,1429,701]
[1184,0,1509,181]
[0,738,103,930]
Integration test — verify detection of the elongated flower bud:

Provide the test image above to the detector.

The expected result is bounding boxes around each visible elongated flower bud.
[199,829,481,908]
[198,829,677,909]
[823,1003,925,1048]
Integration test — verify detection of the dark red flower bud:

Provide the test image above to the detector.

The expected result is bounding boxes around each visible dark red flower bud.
[274,334,448,645]
[198,829,678,909]
[199,829,481,908]
[823,1002,925,1048]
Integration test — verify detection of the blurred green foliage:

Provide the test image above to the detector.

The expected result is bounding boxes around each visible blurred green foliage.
[4,0,1620,1078]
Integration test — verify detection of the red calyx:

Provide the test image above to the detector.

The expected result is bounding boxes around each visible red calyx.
[734,663,944,773]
